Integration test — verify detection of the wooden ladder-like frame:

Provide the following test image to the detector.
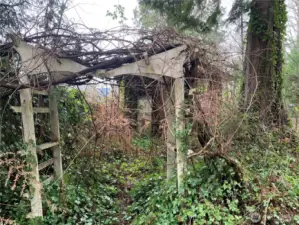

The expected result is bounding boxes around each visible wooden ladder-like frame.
[11,87,62,217]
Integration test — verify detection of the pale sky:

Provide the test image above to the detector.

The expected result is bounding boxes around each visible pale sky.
[64,0,239,65]
[66,0,233,30]
[65,0,297,58]
[66,0,138,30]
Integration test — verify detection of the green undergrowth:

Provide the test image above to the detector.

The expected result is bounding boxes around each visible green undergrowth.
[7,128,299,225]
[130,159,244,225]
[130,128,299,225]
[232,127,299,224]
[25,152,164,225]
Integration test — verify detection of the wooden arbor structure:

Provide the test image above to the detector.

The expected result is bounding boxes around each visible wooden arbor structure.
[1,34,221,217]
[1,38,94,217]
[104,45,188,187]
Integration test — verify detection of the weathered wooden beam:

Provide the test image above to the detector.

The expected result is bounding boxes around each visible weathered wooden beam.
[32,90,49,96]
[49,87,63,180]
[105,45,187,80]
[36,142,59,153]
[13,39,87,80]
[163,83,176,180]
[11,106,50,113]
[38,158,54,171]
[174,77,186,194]
[32,107,50,113]
[43,175,54,183]
[19,88,43,217]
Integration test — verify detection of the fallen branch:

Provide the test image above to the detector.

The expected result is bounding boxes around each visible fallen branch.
[188,142,244,182]
[187,137,215,158]
[262,198,271,225]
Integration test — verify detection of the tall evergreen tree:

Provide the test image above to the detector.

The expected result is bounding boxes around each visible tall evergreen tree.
[138,0,222,33]
[229,0,288,125]
[0,0,70,42]
[0,0,27,40]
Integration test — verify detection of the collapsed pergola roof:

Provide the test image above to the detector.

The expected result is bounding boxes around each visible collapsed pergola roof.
[0,28,226,97]
[0,28,229,218]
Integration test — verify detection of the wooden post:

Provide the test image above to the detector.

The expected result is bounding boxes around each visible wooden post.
[137,96,152,135]
[119,79,125,110]
[49,87,63,180]
[19,88,43,217]
[174,77,186,194]
[163,83,176,180]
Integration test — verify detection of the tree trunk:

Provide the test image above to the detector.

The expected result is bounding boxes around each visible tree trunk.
[244,0,287,125]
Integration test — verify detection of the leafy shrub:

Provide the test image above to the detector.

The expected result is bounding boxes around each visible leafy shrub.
[132,136,152,151]
[40,181,119,225]
[130,127,299,225]
[24,152,163,225]
[130,158,244,225]
[232,128,299,224]
[24,160,120,225]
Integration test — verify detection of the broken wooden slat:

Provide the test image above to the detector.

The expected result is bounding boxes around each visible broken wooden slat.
[11,106,50,113]
[36,142,59,153]
[31,90,49,96]
[10,106,22,113]
[38,158,54,171]
[43,175,54,183]
[33,107,50,113]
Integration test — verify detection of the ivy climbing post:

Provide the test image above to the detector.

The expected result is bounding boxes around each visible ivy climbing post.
[17,70,43,217]
[19,88,43,217]
[174,77,186,193]
[49,87,63,180]
[163,82,176,180]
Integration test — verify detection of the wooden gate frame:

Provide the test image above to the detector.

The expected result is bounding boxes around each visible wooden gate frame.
[104,45,188,191]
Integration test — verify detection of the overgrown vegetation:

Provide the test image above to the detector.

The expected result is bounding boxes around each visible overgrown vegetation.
[129,124,299,224]
[1,90,299,224]
[1,0,299,224]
